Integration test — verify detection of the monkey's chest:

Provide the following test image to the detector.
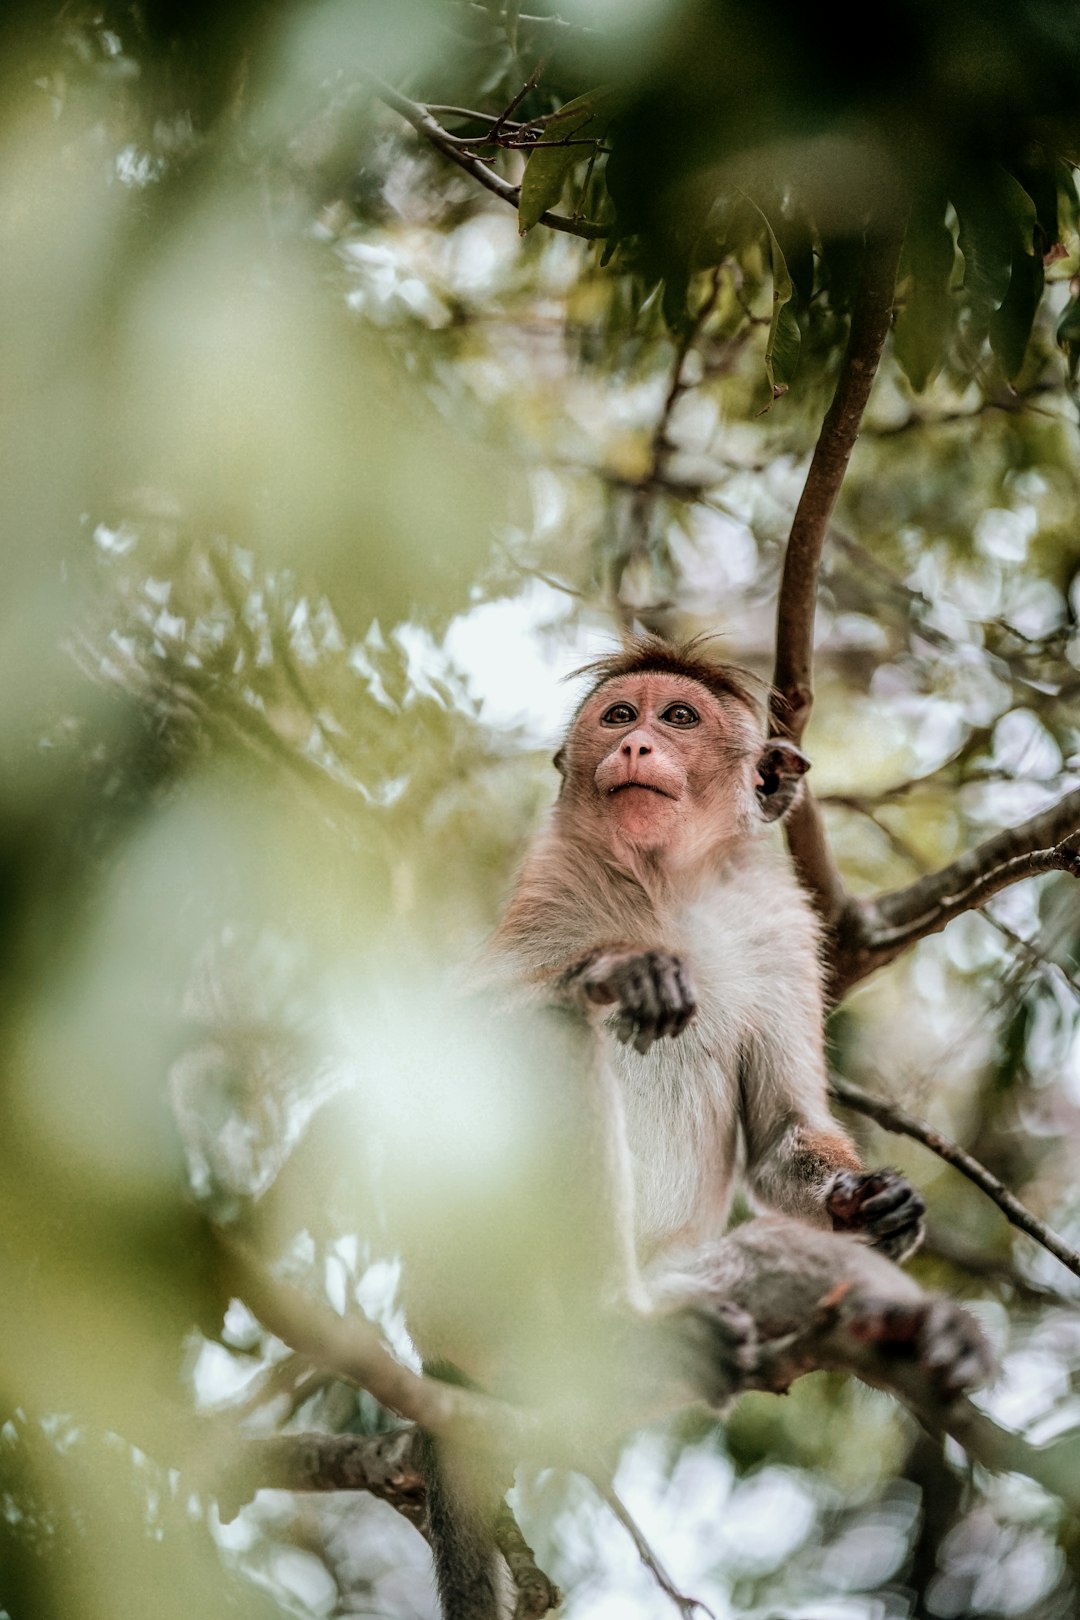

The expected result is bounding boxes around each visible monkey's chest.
[614,1025,742,1248]
[612,902,781,1248]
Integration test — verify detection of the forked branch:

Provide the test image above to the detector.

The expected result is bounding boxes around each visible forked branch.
[368,76,608,240]
[829,793,1080,996]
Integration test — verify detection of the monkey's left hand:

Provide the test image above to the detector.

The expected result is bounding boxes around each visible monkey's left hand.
[826,1168,926,1263]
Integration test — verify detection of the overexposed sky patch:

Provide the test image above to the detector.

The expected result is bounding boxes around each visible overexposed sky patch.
[444,581,621,744]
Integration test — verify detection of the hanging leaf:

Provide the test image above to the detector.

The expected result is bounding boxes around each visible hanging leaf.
[761,220,799,396]
[1013,144,1059,249]
[893,202,956,392]
[954,166,1037,330]
[518,86,617,235]
[661,265,691,334]
[736,195,800,397]
[770,201,815,306]
[1058,160,1080,243]
[1056,292,1080,381]
[990,235,1043,379]
[767,299,802,396]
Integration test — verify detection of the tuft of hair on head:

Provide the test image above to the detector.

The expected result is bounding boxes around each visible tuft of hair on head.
[568,633,766,726]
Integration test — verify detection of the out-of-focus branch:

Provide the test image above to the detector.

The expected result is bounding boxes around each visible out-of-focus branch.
[221,1429,561,1615]
[455,1,599,33]
[494,1504,562,1619]
[769,220,905,925]
[829,793,1080,995]
[215,1235,528,1449]
[829,1074,1080,1284]
[368,76,608,240]
[619,265,730,625]
[220,1427,426,1527]
[591,1478,713,1619]
[229,1282,1080,1517]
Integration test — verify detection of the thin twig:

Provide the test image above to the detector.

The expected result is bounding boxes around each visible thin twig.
[489,56,551,144]
[592,1478,714,1620]
[367,75,608,240]
[455,1,599,33]
[220,1427,426,1528]
[620,264,730,601]
[828,1073,1080,1283]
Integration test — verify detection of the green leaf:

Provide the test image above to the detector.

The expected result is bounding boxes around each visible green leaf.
[1055,294,1080,381]
[762,218,799,397]
[990,236,1043,379]
[737,194,800,397]
[661,267,691,334]
[768,300,802,395]
[770,202,815,306]
[517,86,617,235]
[954,166,1038,328]
[893,203,957,392]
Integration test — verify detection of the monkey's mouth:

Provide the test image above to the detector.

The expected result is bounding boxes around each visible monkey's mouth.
[608,782,674,799]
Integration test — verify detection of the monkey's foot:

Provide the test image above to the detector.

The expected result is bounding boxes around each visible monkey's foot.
[827,1168,926,1262]
[582,949,696,1055]
[848,1296,994,1398]
[666,1299,759,1408]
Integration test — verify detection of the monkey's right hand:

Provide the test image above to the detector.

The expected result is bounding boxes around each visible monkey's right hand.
[578,949,696,1055]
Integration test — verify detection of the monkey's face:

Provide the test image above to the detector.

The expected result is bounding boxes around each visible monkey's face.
[560,671,763,857]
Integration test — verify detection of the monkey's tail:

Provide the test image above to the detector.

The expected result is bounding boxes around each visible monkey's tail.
[416,1430,510,1620]
[418,1363,511,1620]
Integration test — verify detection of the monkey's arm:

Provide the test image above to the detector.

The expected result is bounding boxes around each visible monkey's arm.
[739,1035,926,1260]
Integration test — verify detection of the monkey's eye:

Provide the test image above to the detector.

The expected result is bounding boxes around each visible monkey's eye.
[601,702,638,726]
[661,703,700,727]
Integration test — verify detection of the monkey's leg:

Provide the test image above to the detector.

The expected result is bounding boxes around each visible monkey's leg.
[650,1217,993,1404]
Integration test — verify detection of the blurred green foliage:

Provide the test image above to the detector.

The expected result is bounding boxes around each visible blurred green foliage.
[2,3,1080,1618]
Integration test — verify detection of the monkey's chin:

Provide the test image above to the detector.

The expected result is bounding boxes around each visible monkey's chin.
[607,791,679,848]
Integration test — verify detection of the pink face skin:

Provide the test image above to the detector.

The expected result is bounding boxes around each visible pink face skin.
[558,671,763,862]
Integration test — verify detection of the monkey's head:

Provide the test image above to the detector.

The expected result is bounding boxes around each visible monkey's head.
[554,637,808,862]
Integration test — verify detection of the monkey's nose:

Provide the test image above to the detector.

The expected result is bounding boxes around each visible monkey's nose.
[621,737,652,758]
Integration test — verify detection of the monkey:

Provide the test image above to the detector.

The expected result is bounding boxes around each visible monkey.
[416,633,990,1620]
[493,633,925,1268]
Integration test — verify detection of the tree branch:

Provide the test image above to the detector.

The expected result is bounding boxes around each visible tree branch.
[769,219,906,926]
[828,1073,1080,1284]
[367,76,608,240]
[226,1268,1080,1517]
[829,791,1080,995]
[220,1428,562,1615]
[771,220,906,746]
[215,1235,529,1450]
[220,1427,426,1527]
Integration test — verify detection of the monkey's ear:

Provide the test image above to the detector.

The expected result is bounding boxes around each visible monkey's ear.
[754,739,810,821]
[553,747,568,778]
